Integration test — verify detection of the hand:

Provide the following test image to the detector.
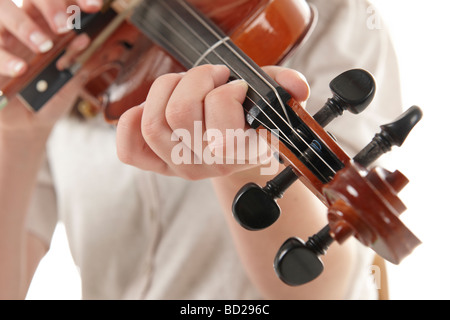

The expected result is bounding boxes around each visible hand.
[0,0,102,70]
[116,64,310,180]
[0,0,102,135]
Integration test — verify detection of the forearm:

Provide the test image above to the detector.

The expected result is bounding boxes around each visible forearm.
[0,129,50,299]
[212,166,357,300]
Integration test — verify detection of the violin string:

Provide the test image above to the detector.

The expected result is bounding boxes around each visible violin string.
[134,0,334,179]
[171,0,336,176]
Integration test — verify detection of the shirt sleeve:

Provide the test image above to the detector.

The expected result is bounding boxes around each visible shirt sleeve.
[283,0,403,157]
[25,152,58,247]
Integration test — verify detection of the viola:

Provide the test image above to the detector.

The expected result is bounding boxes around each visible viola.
[0,0,423,286]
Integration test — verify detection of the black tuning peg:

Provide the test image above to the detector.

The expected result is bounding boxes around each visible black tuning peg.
[232,167,298,231]
[354,106,423,167]
[313,69,376,127]
[274,225,335,286]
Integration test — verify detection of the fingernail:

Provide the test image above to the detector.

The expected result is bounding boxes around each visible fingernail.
[8,60,26,77]
[86,0,103,9]
[54,12,70,34]
[295,71,310,97]
[300,100,308,109]
[30,31,53,53]
[229,79,249,89]
[294,70,308,83]
[213,64,229,72]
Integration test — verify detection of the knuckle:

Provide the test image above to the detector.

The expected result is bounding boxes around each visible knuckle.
[165,98,192,129]
[153,72,181,86]
[116,143,133,165]
[205,88,223,108]
[188,64,215,75]
[141,116,162,141]
[16,16,34,38]
[116,120,133,164]
[117,149,131,165]
[117,107,138,132]
[0,30,14,48]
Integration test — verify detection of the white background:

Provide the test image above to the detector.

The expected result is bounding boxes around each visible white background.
[368,0,450,300]
[22,0,450,300]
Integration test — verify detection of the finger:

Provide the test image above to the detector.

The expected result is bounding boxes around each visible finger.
[0,48,27,77]
[76,0,103,13]
[0,27,14,48]
[56,33,90,70]
[117,104,169,173]
[165,65,230,131]
[140,73,186,167]
[0,1,53,53]
[204,79,248,154]
[263,66,310,103]
[165,65,230,159]
[141,71,231,180]
[31,0,72,34]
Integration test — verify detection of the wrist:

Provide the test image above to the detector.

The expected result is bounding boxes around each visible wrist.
[0,127,51,156]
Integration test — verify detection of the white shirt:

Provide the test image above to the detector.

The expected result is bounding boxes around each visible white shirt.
[26,0,402,300]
